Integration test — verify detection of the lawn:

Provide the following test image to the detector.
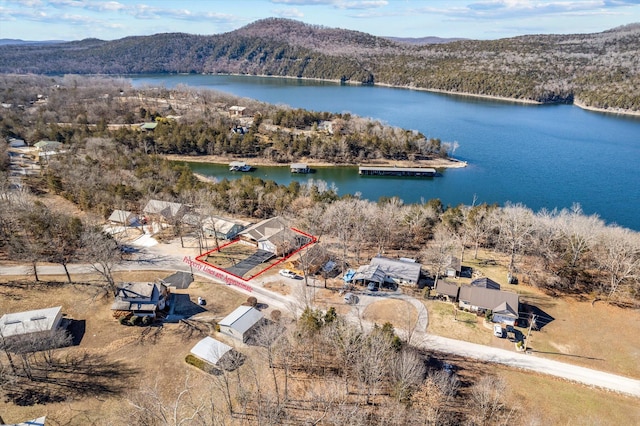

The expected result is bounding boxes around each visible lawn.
[425,248,640,379]
[499,367,640,424]
[0,271,253,424]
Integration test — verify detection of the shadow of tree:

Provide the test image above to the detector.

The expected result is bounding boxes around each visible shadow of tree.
[3,352,137,406]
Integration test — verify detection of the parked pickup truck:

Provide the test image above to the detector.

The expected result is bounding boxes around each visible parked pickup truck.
[506,325,517,342]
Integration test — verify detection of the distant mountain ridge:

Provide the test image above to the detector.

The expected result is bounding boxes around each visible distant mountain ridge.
[0,39,67,46]
[384,36,467,45]
[0,18,638,111]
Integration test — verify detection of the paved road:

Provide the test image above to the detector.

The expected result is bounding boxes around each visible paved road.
[2,247,639,398]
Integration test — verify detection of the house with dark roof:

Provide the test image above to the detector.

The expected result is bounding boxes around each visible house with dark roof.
[458,280,519,325]
[434,281,460,301]
[218,306,264,343]
[111,282,169,318]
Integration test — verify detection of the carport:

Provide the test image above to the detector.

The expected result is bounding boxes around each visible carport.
[226,249,275,278]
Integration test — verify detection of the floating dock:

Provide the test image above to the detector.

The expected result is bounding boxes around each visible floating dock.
[290,163,311,173]
[358,166,437,177]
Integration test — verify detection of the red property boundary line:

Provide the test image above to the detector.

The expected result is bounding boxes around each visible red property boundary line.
[185,228,318,289]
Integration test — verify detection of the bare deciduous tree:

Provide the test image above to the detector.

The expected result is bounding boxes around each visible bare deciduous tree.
[594,226,640,299]
[492,203,535,276]
[421,226,457,288]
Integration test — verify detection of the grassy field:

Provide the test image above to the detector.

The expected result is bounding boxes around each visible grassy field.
[499,367,640,424]
[425,249,640,379]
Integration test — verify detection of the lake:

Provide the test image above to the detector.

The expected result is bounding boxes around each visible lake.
[130,74,640,231]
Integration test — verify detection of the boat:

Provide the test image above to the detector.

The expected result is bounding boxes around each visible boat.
[229,161,252,172]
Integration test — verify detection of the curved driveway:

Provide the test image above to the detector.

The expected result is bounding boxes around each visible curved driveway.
[1,249,639,398]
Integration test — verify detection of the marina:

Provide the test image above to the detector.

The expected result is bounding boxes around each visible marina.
[358,166,437,177]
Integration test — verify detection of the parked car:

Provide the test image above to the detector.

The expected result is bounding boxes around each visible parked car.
[493,324,504,338]
[279,269,297,278]
[506,325,517,341]
[367,282,378,291]
[344,292,358,305]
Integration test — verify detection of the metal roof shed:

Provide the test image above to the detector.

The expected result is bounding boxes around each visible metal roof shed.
[190,336,233,366]
[218,306,263,343]
[0,307,63,339]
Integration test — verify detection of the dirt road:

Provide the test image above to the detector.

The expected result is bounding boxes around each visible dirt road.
[2,240,639,398]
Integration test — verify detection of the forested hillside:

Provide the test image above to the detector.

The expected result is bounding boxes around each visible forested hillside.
[0,19,639,111]
[1,75,638,303]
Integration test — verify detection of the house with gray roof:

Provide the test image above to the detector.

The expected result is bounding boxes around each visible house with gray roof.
[218,306,264,343]
[458,284,519,325]
[111,282,169,318]
[202,215,248,240]
[372,256,422,286]
[239,216,310,256]
[143,199,187,222]
[108,209,137,226]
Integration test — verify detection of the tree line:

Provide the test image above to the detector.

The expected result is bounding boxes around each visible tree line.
[0,19,638,111]
[1,75,638,303]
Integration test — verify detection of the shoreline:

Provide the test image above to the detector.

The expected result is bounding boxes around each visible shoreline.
[573,99,640,117]
[165,154,468,170]
[200,72,640,116]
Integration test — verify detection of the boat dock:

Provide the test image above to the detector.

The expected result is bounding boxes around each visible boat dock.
[229,161,252,172]
[290,163,311,173]
[358,166,437,177]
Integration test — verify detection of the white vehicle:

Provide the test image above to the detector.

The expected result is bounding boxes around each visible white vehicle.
[279,269,297,279]
[493,324,504,338]
[344,292,358,305]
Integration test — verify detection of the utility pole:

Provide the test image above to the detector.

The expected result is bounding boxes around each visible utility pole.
[524,313,536,351]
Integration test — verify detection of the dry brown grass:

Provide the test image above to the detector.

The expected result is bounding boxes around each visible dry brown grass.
[498,367,640,424]
[363,299,418,329]
[427,248,640,378]
[0,271,254,424]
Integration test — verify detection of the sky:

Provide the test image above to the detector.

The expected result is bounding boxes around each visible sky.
[1,0,639,41]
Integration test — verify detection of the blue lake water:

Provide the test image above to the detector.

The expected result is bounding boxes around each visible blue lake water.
[130,74,640,230]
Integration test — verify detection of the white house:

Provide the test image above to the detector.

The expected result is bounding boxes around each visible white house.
[0,307,63,340]
[218,306,263,343]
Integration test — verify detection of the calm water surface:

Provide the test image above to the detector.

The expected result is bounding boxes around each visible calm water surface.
[130,74,640,230]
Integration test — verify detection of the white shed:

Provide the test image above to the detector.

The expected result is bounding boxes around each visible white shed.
[190,336,233,366]
[0,307,63,339]
[218,306,263,343]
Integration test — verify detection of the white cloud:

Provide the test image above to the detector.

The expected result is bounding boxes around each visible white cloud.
[271,0,387,9]
[273,7,305,18]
